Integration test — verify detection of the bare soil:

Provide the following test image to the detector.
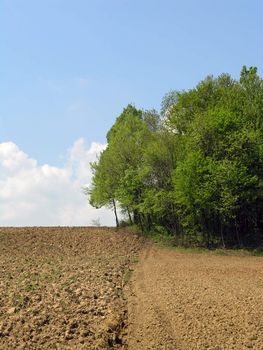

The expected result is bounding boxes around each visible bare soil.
[1,228,263,350]
[128,243,263,350]
[0,227,144,349]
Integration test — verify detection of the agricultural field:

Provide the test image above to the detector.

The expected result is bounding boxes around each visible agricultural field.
[0,227,263,349]
[0,227,144,349]
[128,245,263,350]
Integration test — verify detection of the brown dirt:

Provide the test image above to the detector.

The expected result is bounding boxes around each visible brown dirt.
[1,228,263,350]
[128,243,263,350]
[0,227,144,350]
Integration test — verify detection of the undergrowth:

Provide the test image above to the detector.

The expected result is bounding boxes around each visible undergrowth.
[125,225,263,257]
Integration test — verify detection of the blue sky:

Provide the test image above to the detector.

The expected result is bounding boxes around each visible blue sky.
[1,0,263,225]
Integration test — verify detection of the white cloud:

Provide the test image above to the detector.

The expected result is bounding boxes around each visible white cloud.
[68,138,106,187]
[0,142,37,173]
[0,140,115,226]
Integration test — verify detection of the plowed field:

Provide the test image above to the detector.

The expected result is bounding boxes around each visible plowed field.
[128,244,263,350]
[0,228,262,350]
[0,227,144,349]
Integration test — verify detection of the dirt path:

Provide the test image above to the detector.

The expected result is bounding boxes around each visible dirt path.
[128,244,263,350]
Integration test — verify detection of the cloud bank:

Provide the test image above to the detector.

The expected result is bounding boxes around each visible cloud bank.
[0,139,115,226]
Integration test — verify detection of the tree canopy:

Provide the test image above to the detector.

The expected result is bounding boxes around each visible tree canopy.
[88,67,263,248]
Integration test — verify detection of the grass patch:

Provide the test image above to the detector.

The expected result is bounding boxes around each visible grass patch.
[173,245,263,257]
[123,268,133,285]
[149,231,176,247]
[130,255,139,264]
[61,275,78,290]
[147,231,263,257]
[12,294,29,310]
[24,281,38,292]
[125,225,263,257]
[172,245,263,257]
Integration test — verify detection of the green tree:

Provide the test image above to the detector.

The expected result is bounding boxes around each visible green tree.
[88,147,120,227]
[88,67,263,248]
[171,67,263,247]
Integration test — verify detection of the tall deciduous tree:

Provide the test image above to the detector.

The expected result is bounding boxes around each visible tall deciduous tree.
[88,67,263,248]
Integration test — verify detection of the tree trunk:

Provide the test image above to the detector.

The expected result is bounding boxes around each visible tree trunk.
[112,199,119,227]
[235,217,241,247]
[133,209,139,225]
[220,221,225,249]
[127,208,133,225]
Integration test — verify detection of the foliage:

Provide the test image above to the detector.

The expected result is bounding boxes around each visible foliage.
[88,67,263,248]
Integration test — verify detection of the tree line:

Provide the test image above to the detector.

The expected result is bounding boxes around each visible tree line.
[87,66,263,248]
